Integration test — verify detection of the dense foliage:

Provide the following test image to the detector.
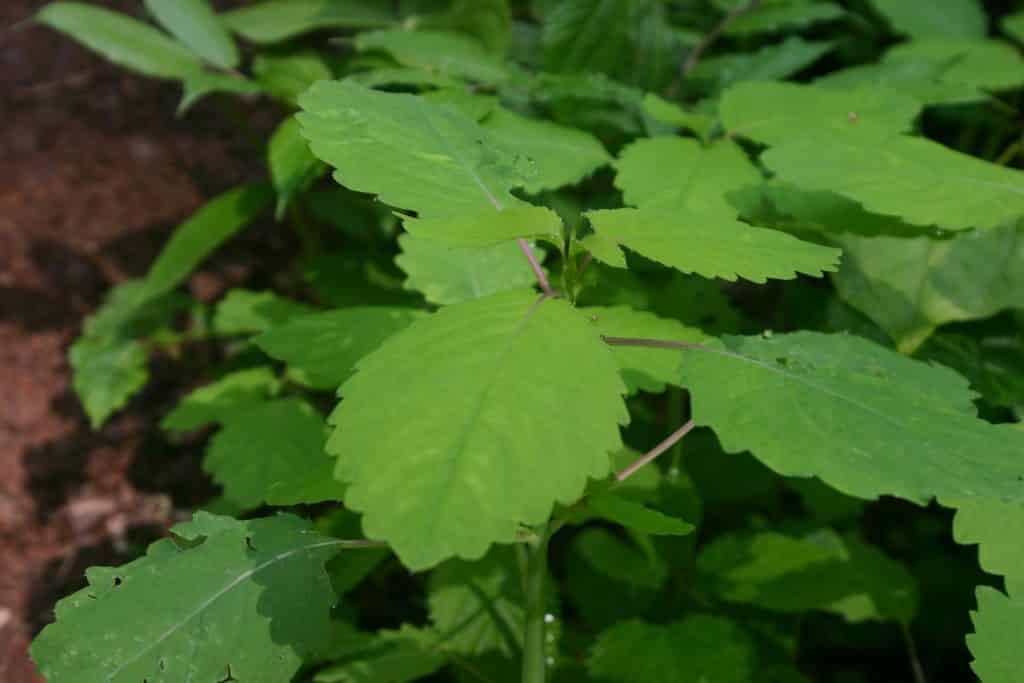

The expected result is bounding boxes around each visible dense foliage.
[27,1,1024,681]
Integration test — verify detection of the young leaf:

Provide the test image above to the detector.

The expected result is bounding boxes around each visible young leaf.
[327,289,628,569]
[30,513,344,683]
[586,207,841,283]
[37,2,202,79]
[143,0,239,69]
[831,226,1024,353]
[69,332,148,429]
[315,626,447,683]
[161,366,281,432]
[763,133,1024,232]
[396,235,541,305]
[720,0,844,37]
[584,493,695,536]
[298,81,534,220]
[252,48,333,104]
[867,0,987,40]
[205,398,345,508]
[355,30,510,85]
[587,616,756,683]
[583,305,709,394]
[221,0,395,44]
[254,307,423,390]
[269,117,325,219]
[428,547,528,657]
[481,107,611,193]
[614,137,761,218]
[720,81,921,146]
[968,587,1024,683]
[143,184,274,299]
[213,289,314,335]
[697,529,918,623]
[679,331,1024,505]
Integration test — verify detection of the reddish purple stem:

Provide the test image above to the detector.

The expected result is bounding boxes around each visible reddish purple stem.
[617,419,696,481]
[602,336,705,351]
[517,238,554,296]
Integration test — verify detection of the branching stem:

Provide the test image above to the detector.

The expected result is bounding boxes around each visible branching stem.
[617,420,696,481]
[518,238,555,296]
[666,0,762,97]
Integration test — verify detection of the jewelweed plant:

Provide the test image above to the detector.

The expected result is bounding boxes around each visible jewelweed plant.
[26,1,1024,682]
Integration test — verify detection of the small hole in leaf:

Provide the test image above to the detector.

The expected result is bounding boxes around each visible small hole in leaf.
[775,357,789,367]
[245,536,256,551]
[159,659,166,672]
[113,577,123,587]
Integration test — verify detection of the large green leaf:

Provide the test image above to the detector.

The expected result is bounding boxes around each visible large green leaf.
[355,29,510,85]
[697,529,918,623]
[327,289,627,569]
[30,513,343,683]
[205,398,345,508]
[37,2,200,79]
[586,208,841,283]
[883,40,1024,93]
[763,134,1024,232]
[428,547,527,657]
[680,331,1024,505]
[867,0,986,39]
[481,107,611,193]
[396,235,542,305]
[720,81,921,146]
[315,626,447,683]
[1004,11,1024,44]
[814,56,983,106]
[255,307,422,390]
[614,137,761,217]
[831,226,1024,353]
[221,0,394,43]
[720,0,844,36]
[690,36,833,94]
[968,587,1024,683]
[143,0,238,68]
[403,205,563,248]
[542,0,636,76]
[299,81,534,220]
[583,305,708,394]
[587,616,756,683]
[954,498,1024,596]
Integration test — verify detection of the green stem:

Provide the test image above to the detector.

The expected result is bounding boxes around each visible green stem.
[522,525,550,683]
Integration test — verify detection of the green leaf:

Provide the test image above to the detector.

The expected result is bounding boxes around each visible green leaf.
[30,513,342,683]
[206,398,345,508]
[697,529,918,623]
[315,626,447,683]
[144,184,274,299]
[721,0,844,37]
[968,587,1024,683]
[162,367,281,432]
[423,0,512,55]
[582,305,708,394]
[1004,11,1024,44]
[679,331,1024,505]
[614,137,761,218]
[542,0,636,76]
[814,56,983,106]
[213,289,314,335]
[584,493,695,536]
[763,133,1024,232]
[883,39,1024,93]
[177,71,263,114]
[588,616,756,683]
[221,0,394,44]
[867,0,986,40]
[269,117,325,219]
[642,94,715,139]
[327,289,627,569]
[299,81,534,220]
[403,205,563,247]
[720,81,922,146]
[355,29,510,85]
[37,2,201,79]
[69,332,148,429]
[252,48,333,104]
[831,226,1024,353]
[586,208,841,283]
[916,324,1024,410]
[254,307,423,390]
[690,36,833,94]
[143,0,239,68]
[954,498,1024,596]
[396,235,542,305]
[481,107,611,193]
[428,546,527,657]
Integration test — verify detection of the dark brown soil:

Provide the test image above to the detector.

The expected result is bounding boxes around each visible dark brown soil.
[0,2,288,678]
